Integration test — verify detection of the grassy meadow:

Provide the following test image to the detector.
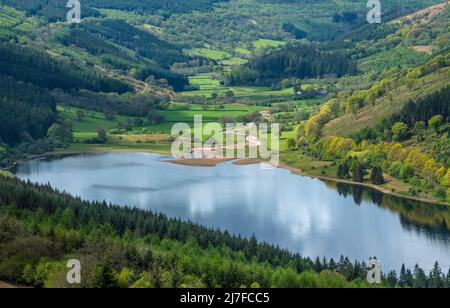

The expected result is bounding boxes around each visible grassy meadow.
[184,73,296,98]
[253,38,286,51]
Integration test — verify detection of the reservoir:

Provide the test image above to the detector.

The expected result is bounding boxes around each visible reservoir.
[15,152,450,272]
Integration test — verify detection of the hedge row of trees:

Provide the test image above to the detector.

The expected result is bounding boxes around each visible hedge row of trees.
[52,89,168,117]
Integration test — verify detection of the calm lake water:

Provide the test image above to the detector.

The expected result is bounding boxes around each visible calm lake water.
[15,152,450,272]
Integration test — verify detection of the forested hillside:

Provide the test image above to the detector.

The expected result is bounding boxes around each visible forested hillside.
[0,0,228,21]
[0,0,449,290]
[321,52,449,137]
[0,0,101,21]
[54,20,190,90]
[1,177,449,288]
[0,176,365,288]
[297,49,450,204]
[0,42,132,93]
[0,76,56,145]
[84,0,229,15]
[158,0,441,48]
[227,44,357,86]
[81,19,188,69]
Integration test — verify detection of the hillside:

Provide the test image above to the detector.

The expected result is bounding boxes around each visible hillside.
[0,0,229,21]
[158,0,442,47]
[288,2,450,205]
[321,3,450,137]
[323,62,449,137]
[0,0,450,290]
[392,1,449,24]
[0,76,56,146]
[227,44,357,86]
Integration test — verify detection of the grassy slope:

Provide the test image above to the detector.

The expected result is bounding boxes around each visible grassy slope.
[358,47,431,75]
[0,5,40,37]
[324,67,449,137]
[325,3,449,137]
[187,48,232,60]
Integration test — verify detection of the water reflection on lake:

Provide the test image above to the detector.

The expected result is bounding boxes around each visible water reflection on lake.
[15,152,450,271]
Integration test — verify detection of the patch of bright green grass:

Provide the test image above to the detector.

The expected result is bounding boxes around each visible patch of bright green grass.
[187,48,232,60]
[235,47,252,56]
[59,106,119,131]
[160,109,256,123]
[221,57,248,66]
[73,132,99,141]
[96,9,144,21]
[58,105,138,135]
[59,101,267,137]
[0,170,14,178]
[63,143,172,155]
[185,74,297,98]
[281,152,337,176]
[253,39,286,51]
[183,86,296,98]
[189,74,222,90]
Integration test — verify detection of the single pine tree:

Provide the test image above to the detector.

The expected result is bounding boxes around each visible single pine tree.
[92,257,119,289]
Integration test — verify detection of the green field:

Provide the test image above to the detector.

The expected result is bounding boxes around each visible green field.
[58,106,136,133]
[161,106,264,123]
[188,74,222,91]
[185,74,296,98]
[62,143,173,155]
[253,39,286,51]
[96,9,145,21]
[187,48,232,60]
[187,47,248,68]
[235,47,252,56]
[0,170,14,178]
[220,57,248,66]
[59,102,268,139]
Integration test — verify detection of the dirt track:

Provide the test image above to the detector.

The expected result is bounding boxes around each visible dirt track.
[0,281,20,288]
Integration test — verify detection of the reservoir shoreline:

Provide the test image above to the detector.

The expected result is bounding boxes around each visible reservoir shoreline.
[13,151,450,272]
[5,146,449,207]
